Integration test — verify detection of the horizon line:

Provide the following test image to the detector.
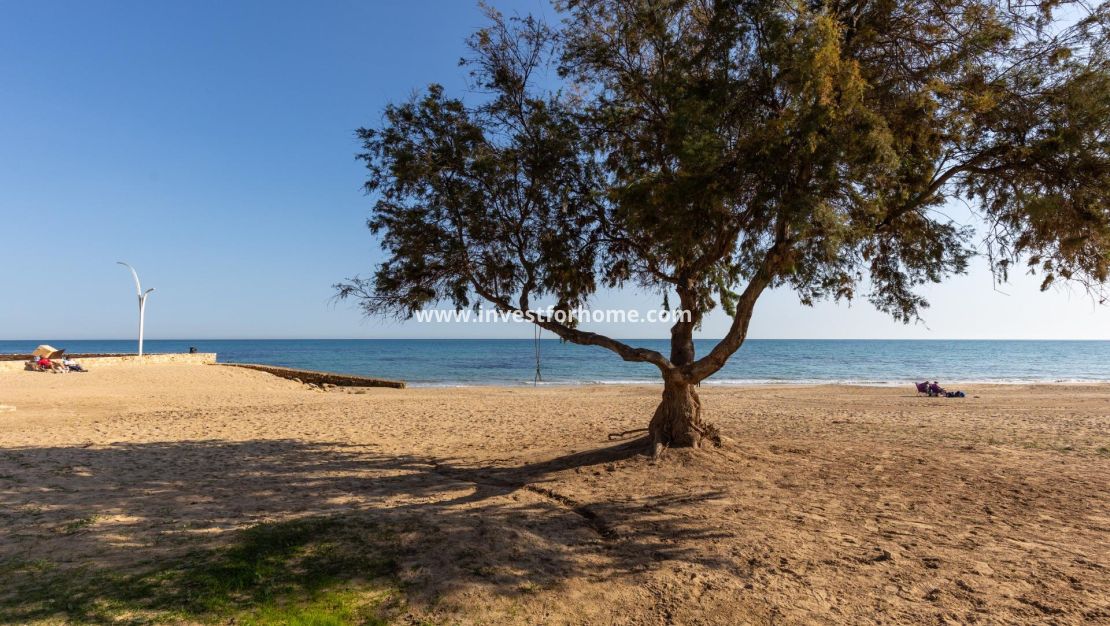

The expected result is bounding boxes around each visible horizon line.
[3,337,1110,342]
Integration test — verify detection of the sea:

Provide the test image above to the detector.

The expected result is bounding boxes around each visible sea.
[2,339,1110,387]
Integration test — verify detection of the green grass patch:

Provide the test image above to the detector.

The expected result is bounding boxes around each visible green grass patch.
[60,515,100,534]
[0,558,54,576]
[0,516,404,625]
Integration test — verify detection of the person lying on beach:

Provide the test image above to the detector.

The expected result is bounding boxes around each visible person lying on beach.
[36,356,53,372]
[926,381,966,398]
[62,357,86,372]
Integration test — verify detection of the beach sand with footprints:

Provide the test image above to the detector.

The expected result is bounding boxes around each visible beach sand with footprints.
[1,364,1108,624]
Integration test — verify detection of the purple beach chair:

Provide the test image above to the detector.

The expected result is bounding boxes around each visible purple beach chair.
[914,381,929,395]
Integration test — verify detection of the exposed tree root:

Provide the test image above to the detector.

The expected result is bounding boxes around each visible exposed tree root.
[523,484,619,539]
[701,422,723,446]
[429,462,619,540]
[607,427,649,440]
[652,441,666,460]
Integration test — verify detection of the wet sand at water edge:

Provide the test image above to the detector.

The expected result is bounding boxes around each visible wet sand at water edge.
[1,364,1108,624]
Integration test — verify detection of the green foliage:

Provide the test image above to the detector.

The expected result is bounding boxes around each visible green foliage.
[342,13,601,321]
[339,0,1110,381]
[0,516,400,625]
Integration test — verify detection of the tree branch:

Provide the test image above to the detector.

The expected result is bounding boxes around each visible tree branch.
[469,280,675,372]
[682,223,791,382]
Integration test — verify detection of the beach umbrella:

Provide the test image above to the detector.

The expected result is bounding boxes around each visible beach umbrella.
[32,345,64,358]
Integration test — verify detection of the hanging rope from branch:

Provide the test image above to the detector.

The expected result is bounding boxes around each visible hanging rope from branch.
[533,324,542,386]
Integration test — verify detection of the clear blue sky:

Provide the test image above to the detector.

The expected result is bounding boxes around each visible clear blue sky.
[2,0,1108,341]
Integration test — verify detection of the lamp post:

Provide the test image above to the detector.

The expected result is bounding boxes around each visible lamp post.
[117,262,155,360]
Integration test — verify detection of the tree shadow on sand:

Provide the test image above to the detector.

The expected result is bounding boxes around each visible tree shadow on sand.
[0,438,737,623]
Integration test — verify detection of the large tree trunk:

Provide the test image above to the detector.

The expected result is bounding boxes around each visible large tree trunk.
[649,378,715,452]
[670,284,697,366]
[649,293,719,453]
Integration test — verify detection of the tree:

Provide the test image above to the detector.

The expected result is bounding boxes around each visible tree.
[339,0,1110,453]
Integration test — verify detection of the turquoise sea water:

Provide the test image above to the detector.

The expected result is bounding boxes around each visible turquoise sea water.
[3,339,1110,386]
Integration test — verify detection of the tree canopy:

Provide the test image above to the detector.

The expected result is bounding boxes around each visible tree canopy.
[339,0,1110,448]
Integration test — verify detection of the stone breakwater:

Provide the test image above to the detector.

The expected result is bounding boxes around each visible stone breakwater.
[218,363,406,389]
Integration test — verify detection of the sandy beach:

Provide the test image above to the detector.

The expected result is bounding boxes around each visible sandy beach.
[1,363,1109,624]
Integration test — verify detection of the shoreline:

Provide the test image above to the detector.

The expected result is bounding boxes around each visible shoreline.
[402,378,1110,388]
[8,366,1110,388]
[6,338,1110,388]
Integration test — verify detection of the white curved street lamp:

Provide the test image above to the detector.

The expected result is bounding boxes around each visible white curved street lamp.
[117,262,155,360]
